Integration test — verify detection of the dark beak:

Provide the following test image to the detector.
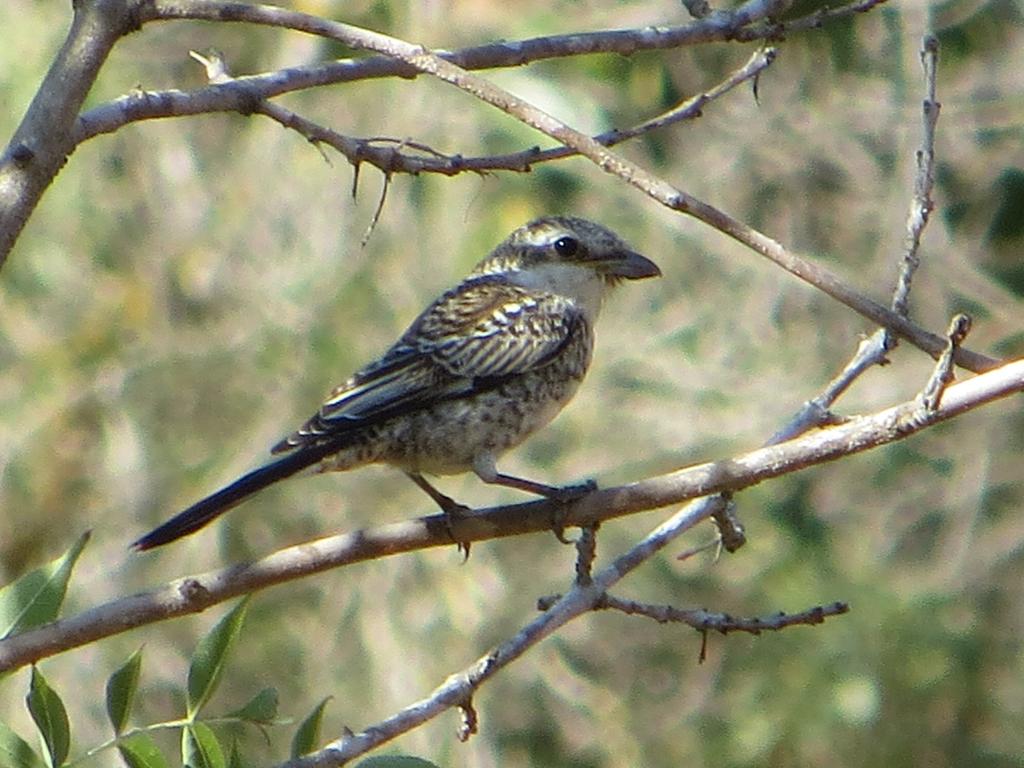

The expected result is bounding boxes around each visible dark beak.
[602,250,661,280]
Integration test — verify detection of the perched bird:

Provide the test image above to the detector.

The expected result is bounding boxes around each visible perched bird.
[133,216,660,550]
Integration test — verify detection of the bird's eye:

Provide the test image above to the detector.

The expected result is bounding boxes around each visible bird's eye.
[553,236,579,257]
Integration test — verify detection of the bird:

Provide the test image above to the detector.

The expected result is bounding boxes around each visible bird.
[132,215,660,550]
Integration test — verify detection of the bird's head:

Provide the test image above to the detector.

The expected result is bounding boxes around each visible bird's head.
[472,216,661,318]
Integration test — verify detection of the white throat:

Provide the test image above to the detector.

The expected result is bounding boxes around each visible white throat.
[506,263,607,321]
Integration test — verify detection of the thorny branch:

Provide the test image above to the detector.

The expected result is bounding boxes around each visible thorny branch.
[149,47,778,181]
[596,595,851,636]
[2,358,1022,679]
[72,0,882,145]
[0,1,997,376]
[598,597,850,664]
[538,562,850,641]
[128,0,997,375]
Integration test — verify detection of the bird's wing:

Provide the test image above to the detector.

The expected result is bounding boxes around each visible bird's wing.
[272,279,583,452]
[415,279,582,379]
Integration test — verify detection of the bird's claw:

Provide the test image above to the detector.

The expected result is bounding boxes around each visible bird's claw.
[440,502,473,562]
[551,510,572,544]
[548,479,596,543]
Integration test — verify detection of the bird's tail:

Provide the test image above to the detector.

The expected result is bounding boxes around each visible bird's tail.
[132,443,339,551]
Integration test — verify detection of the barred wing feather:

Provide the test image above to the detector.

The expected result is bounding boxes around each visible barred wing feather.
[271,279,581,452]
[422,282,580,379]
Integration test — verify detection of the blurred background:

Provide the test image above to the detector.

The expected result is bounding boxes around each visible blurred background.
[2,0,1023,765]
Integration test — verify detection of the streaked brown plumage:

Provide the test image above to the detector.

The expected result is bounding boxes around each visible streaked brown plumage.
[133,216,660,550]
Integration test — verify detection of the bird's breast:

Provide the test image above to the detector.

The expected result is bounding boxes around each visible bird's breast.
[380,325,593,476]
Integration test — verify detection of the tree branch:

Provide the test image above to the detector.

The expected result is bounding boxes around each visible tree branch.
[1,357,1020,675]
[174,47,776,180]
[122,1,996,374]
[282,485,743,766]
[0,0,885,268]
[6,2,983,384]
[0,0,135,265]
[891,34,940,320]
[770,34,945,445]
[594,594,851,636]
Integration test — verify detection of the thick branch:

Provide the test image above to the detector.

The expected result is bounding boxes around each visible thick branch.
[1,358,1021,675]
[0,0,135,266]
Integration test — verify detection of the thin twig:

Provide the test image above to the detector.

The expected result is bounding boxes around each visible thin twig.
[674,536,722,564]
[447,47,776,174]
[770,35,945,446]
[597,595,850,635]
[921,314,972,411]
[360,171,392,248]
[891,34,940,320]
[121,47,775,182]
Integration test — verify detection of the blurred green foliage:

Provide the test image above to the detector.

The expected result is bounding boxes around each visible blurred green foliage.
[2,0,1024,766]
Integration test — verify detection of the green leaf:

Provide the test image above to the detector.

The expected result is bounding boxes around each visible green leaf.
[182,723,225,768]
[186,598,250,717]
[0,532,89,639]
[226,687,278,724]
[117,732,169,768]
[290,696,331,758]
[26,666,70,767]
[355,757,442,768]
[226,741,245,768]
[106,647,143,734]
[0,722,46,768]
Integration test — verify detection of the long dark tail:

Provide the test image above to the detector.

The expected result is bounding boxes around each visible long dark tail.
[132,443,339,551]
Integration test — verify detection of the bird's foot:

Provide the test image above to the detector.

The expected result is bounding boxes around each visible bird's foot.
[546,479,597,544]
[441,501,474,562]
[550,508,571,544]
[405,472,473,560]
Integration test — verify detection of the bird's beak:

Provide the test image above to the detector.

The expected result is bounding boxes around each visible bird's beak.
[600,250,661,280]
